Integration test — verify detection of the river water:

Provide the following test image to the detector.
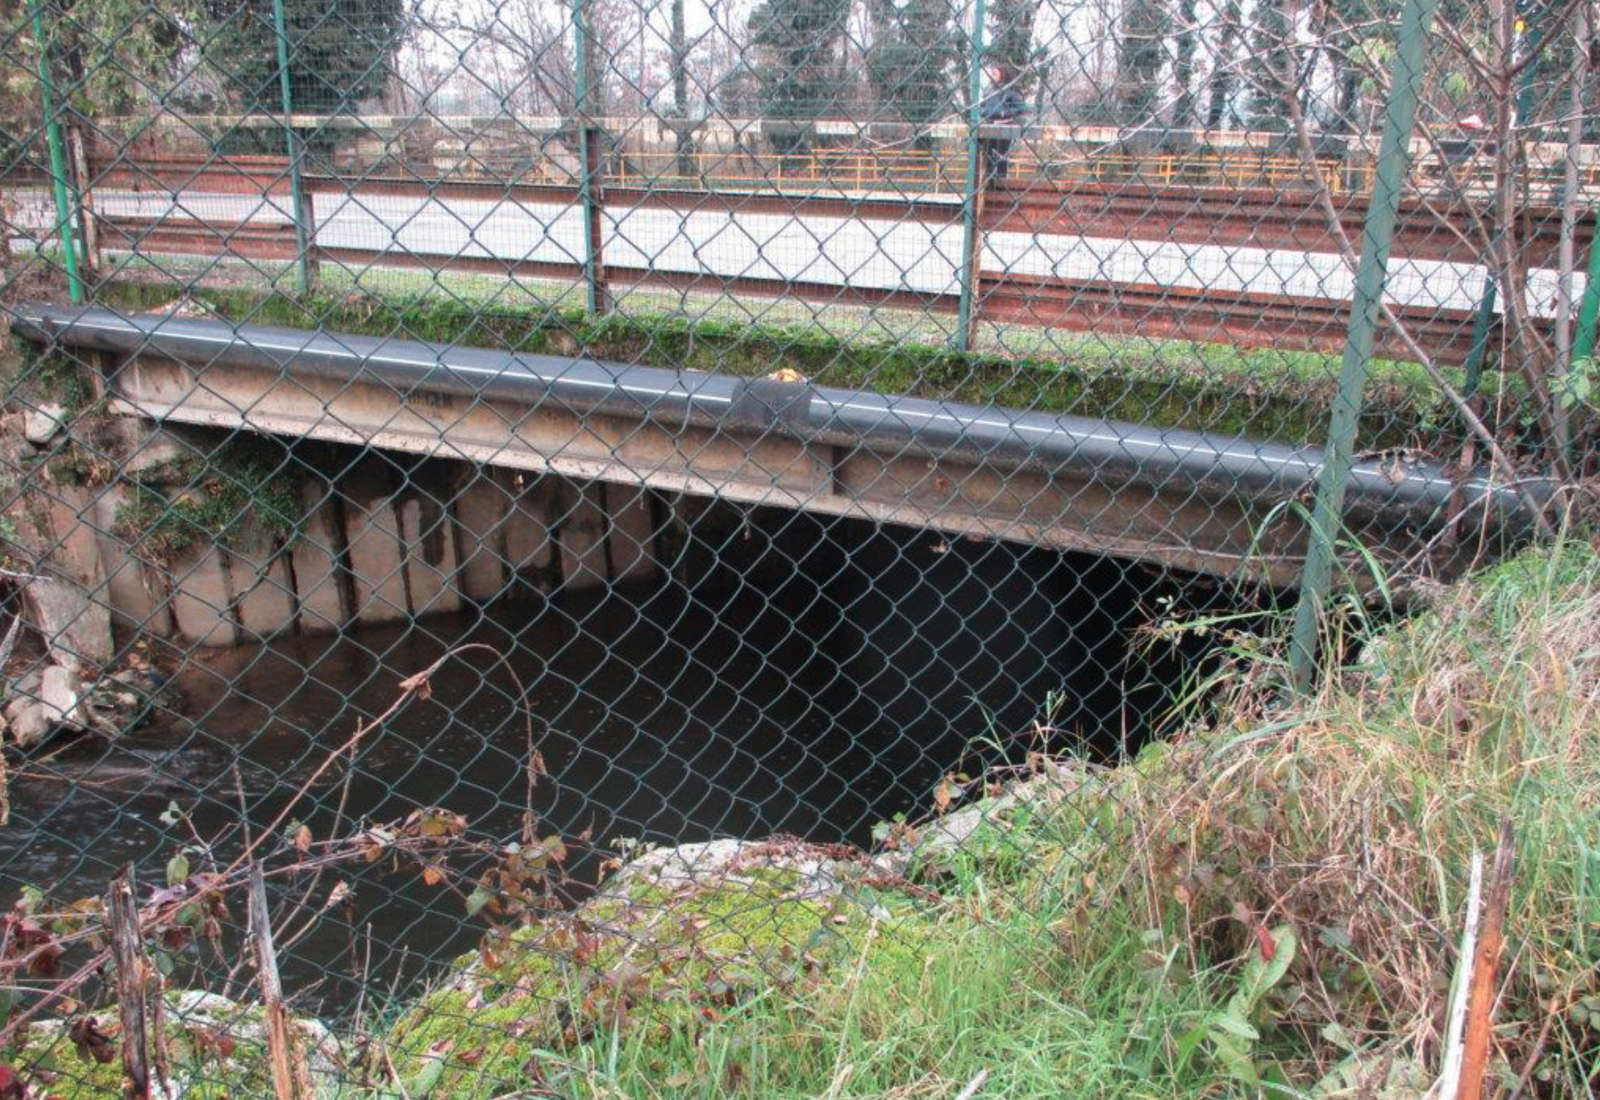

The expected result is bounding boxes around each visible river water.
[0,510,1248,1012]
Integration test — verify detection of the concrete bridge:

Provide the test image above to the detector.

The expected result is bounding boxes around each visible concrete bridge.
[12,305,1542,605]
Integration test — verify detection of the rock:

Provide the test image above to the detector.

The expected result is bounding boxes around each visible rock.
[21,575,111,673]
[391,835,925,1098]
[14,668,42,699]
[870,760,1092,878]
[610,836,866,899]
[11,485,115,671]
[23,402,64,445]
[9,702,50,748]
[38,663,80,728]
[16,988,348,1098]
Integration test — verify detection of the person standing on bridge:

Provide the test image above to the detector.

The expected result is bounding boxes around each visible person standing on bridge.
[979,65,1026,184]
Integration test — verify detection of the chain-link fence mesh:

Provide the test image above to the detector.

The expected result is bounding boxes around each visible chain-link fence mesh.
[0,0,1592,1092]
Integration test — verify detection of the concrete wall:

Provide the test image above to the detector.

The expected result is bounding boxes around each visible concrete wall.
[66,430,664,654]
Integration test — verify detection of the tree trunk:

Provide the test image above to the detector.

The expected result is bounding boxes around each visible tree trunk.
[1206,0,1242,129]
[671,0,695,178]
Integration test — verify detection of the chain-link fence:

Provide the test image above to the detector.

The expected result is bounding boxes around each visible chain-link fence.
[0,0,1593,1093]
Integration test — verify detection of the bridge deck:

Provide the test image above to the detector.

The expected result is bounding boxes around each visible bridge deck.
[11,305,1545,586]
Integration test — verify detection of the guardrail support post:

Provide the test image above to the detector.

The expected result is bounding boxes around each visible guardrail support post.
[954,0,987,352]
[272,0,315,294]
[1288,0,1438,692]
[30,0,83,305]
[574,0,610,316]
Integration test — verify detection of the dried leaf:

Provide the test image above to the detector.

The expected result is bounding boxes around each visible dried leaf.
[397,669,433,700]
[68,1016,116,1065]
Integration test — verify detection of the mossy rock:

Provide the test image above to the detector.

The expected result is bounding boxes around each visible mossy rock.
[13,990,348,1098]
[383,839,933,1099]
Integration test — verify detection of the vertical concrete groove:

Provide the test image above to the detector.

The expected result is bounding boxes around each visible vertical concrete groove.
[277,536,304,637]
[391,493,417,619]
[324,489,360,627]
[446,466,472,607]
[217,545,246,638]
[599,481,618,581]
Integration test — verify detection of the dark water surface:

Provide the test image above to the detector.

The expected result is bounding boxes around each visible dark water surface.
[0,512,1244,1012]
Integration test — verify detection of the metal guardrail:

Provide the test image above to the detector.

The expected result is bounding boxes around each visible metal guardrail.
[12,305,1553,574]
[69,157,1585,364]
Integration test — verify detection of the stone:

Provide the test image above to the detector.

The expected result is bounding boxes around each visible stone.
[869,760,1091,878]
[13,486,114,670]
[22,576,112,673]
[501,471,553,586]
[9,702,50,748]
[16,988,346,1098]
[38,663,80,728]
[12,668,43,700]
[91,483,173,638]
[611,837,865,898]
[22,402,64,445]
[120,427,189,476]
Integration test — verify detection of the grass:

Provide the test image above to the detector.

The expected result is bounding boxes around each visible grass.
[364,534,1600,1098]
[81,254,1487,451]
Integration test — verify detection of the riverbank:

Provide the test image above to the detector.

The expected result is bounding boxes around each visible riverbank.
[9,527,1587,1093]
[16,535,1590,1097]
[365,535,1600,1097]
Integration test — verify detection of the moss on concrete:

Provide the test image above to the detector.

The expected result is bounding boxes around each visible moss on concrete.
[111,437,300,563]
[93,280,1474,452]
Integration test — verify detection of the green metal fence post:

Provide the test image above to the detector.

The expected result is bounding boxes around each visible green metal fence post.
[953,0,987,352]
[272,0,314,294]
[29,0,82,305]
[1288,0,1439,692]
[573,0,610,316]
[1576,214,1600,362]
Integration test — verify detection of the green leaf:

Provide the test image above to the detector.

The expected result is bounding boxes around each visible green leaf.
[1208,1009,1261,1041]
[465,886,495,918]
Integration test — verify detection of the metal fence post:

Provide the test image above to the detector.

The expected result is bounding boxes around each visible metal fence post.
[1576,214,1600,362]
[953,0,987,352]
[1288,0,1439,692]
[573,0,610,316]
[272,0,314,294]
[29,0,83,305]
